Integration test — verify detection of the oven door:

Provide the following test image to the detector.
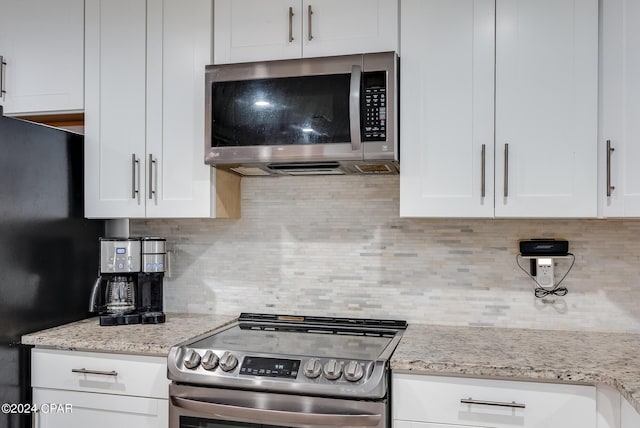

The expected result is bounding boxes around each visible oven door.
[170,383,387,428]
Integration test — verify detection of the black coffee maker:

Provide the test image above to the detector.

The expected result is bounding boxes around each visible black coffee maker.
[89,237,166,326]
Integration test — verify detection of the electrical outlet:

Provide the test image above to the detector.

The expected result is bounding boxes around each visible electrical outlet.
[536,258,554,287]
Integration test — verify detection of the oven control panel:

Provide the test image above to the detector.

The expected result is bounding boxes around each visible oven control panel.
[240,356,300,379]
[177,348,373,385]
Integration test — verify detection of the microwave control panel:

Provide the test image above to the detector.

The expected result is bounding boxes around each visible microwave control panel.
[362,71,387,141]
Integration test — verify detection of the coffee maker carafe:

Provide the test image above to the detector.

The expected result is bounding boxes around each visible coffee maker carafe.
[90,237,166,326]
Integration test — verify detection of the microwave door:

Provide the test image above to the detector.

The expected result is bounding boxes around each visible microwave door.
[207,65,364,164]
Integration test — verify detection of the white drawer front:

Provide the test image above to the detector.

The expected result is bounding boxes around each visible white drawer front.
[32,349,169,399]
[392,373,596,428]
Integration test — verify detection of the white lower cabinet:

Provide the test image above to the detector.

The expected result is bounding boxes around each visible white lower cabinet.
[31,348,169,428]
[392,373,596,428]
[32,389,167,428]
[622,397,640,428]
[395,422,485,428]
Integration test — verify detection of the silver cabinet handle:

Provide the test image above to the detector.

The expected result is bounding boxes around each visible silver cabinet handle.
[288,7,294,42]
[72,368,118,377]
[0,55,6,99]
[131,153,140,200]
[148,154,157,200]
[307,5,313,41]
[461,398,525,409]
[171,396,381,427]
[606,140,615,197]
[503,143,509,198]
[349,64,362,151]
[481,144,486,198]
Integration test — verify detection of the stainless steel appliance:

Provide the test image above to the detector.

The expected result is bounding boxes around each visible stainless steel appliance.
[205,52,398,176]
[0,106,105,428]
[167,313,407,428]
[89,237,166,326]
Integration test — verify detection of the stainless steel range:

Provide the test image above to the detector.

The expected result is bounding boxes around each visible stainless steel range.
[167,313,407,428]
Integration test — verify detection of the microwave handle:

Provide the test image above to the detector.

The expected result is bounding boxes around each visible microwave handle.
[349,64,362,151]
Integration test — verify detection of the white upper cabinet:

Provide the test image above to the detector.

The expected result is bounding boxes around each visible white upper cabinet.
[85,0,147,218]
[494,0,598,218]
[85,0,228,219]
[599,0,640,217]
[399,0,495,217]
[400,0,598,218]
[0,0,84,115]
[213,0,398,64]
[145,0,214,218]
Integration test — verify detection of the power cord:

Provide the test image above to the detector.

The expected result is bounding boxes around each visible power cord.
[515,253,575,298]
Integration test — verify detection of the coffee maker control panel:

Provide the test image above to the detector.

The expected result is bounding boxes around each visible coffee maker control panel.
[100,239,142,273]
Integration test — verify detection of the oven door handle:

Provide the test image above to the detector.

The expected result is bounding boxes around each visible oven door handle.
[349,64,363,152]
[171,396,382,427]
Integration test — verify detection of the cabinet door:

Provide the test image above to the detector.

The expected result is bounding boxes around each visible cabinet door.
[395,422,490,428]
[214,0,301,64]
[599,0,640,217]
[146,0,214,217]
[399,0,495,217]
[33,388,168,428]
[301,0,398,58]
[0,0,83,115]
[84,0,147,218]
[494,0,598,217]
[622,397,640,428]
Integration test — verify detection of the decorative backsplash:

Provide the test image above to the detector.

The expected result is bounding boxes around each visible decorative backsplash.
[131,175,640,333]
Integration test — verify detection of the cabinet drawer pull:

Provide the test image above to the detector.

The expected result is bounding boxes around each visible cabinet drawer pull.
[288,7,294,42]
[481,144,486,198]
[148,153,157,200]
[307,5,313,41]
[460,398,525,409]
[72,368,118,377]
[606,140,615,197]
[503,143,509,198]
[131,153,140,201]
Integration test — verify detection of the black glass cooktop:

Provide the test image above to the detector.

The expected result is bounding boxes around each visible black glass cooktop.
[189,313,407,361]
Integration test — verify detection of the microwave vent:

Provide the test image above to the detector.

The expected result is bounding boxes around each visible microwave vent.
[229,166,272,176]
[354,164,395,174]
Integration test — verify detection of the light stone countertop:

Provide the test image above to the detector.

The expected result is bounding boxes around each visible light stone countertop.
[21,313,236,356]
[391,324,640,414]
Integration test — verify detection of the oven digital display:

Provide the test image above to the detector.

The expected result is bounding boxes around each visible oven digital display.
[240,357,300,379]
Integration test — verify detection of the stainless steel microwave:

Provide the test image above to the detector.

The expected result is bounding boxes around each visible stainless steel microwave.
[204,52,398,176]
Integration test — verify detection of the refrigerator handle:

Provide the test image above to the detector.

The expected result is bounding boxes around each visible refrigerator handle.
[0,56,5,99]
[88,277,101,312]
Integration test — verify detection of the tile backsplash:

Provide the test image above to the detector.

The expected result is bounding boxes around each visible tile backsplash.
[132,175,640,333]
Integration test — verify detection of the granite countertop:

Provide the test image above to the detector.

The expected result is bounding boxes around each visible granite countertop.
[391,324,640,413]
[21,313,236,356]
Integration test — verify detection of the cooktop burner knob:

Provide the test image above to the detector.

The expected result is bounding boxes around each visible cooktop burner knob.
[303,359,322,378]
[183,349,201,370]
[201,350,219,371]
[323,359,342,380]
[219,351,238,372]
[344,360,364,382]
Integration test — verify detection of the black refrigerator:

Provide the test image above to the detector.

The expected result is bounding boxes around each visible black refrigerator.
[0,107,105,428]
